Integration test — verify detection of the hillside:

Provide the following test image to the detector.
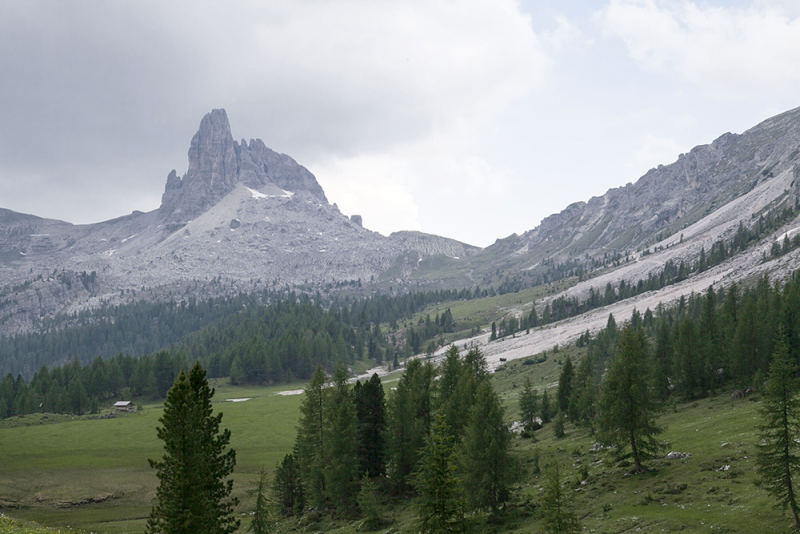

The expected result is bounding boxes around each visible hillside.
[0,350,786,534]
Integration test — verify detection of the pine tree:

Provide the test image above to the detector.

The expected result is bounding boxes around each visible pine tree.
[387,359,434,492]
[460,381,514,514]
[354,373,387,477]
[295,366,327,508]
[570,353,598,432]
[553,412,566,438]
[756,331,800,529]
[540,459,581,534]
[700,286,721,395]
[519,377,539,433]
[413,414,464,534]
[675,316,701,399]
[273,453,304,516]
[556,356,574,415]
[653,319,673,401]
[438,347,488,441]
[249,468,274,534]
[147,362,239,534]
[324,363,359,513]
[357,475,382,530]
[541,390,552,424]
[599,324,664,473]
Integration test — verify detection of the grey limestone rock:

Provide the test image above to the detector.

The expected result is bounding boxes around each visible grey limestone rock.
[160,109,327,228]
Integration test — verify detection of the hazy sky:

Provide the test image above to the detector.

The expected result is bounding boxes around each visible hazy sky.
[2,0,800,247]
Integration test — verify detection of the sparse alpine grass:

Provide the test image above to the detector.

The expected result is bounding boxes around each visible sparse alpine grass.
[0,514,85,533]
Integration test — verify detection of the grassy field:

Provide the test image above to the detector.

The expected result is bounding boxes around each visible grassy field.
[0,514,86,534]
[396,278,579,346]
[0,380,306,534]
[0,346,794,533]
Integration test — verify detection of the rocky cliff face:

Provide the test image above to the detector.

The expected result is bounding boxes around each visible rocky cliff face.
[389,231,479,259]
[160,109,327,229]
[484,106,800,268]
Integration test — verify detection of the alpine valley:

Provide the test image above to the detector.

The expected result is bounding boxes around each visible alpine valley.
[2,106,800,370]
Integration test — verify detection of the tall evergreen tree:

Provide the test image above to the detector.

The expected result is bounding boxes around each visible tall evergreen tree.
[756,331,800,529]
[570,353,598,432]
[273,453,304,517]
[653,319,673,401]
[438,347,488,441]
[295,366,328,508]
[249,468,274,534]
[147,362,239,534]
[674,316,701,399]
[700,286,721,395]
[324,363,359,513]
[460,381,514,514]
[556,356,574,415]
[519,377,539,433]
[413,414,464,534]
[387,359,434,492]
[354,374,388,478]
[540,459,581,534]
[733,292,761,388]
[599,324,663,473]
[541,390,552,424]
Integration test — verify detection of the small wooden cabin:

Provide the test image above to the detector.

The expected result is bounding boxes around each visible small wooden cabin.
[114,401,135,412]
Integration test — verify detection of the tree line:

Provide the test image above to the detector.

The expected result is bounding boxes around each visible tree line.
[488,203,800,337]
[273,345,515,530]
[0,300,394,418]
[0,280,485,381]
[529,271,800,440]
[0,289,286,378]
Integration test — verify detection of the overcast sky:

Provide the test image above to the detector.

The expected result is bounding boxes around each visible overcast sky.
[2,0,800,247]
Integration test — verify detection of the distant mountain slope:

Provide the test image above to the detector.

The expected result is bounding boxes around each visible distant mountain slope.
[465,106,800,277]
[0,110,476,334]
[2,106,800,338]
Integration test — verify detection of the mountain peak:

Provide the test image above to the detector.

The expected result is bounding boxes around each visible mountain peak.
[160,109,327,229]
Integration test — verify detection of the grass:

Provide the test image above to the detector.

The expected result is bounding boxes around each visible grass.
[395,278,579,339]
[515,394,780,533]
[1,350,795,533]
[0,514,86,534]
[0,379,305,534]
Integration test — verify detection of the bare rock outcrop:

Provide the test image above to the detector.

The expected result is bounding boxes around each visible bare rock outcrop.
[389,231,479,259]
[159,109,327,230]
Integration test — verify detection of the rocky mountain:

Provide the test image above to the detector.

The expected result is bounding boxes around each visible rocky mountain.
[0,110,473,335]
[2,106,800,338]
[160,109,327,230]
[479,106,800,272]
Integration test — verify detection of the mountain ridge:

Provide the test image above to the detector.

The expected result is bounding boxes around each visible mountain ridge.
[2,105,800,337]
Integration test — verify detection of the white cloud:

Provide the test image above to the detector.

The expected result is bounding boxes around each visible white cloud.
[0,0,550,240]
[541,15,586,51]
[313,154,421,237]
[599,0,800,90]
[540,14,594,52]
[178,0,550,159]
[315,119,521,244]
[625,133,687,181]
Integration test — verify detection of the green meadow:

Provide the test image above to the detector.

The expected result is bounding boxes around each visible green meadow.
[0,351,793,533]
[0,380,307,534]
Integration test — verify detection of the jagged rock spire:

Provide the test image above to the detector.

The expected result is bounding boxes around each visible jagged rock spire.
[160,109,327,229]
